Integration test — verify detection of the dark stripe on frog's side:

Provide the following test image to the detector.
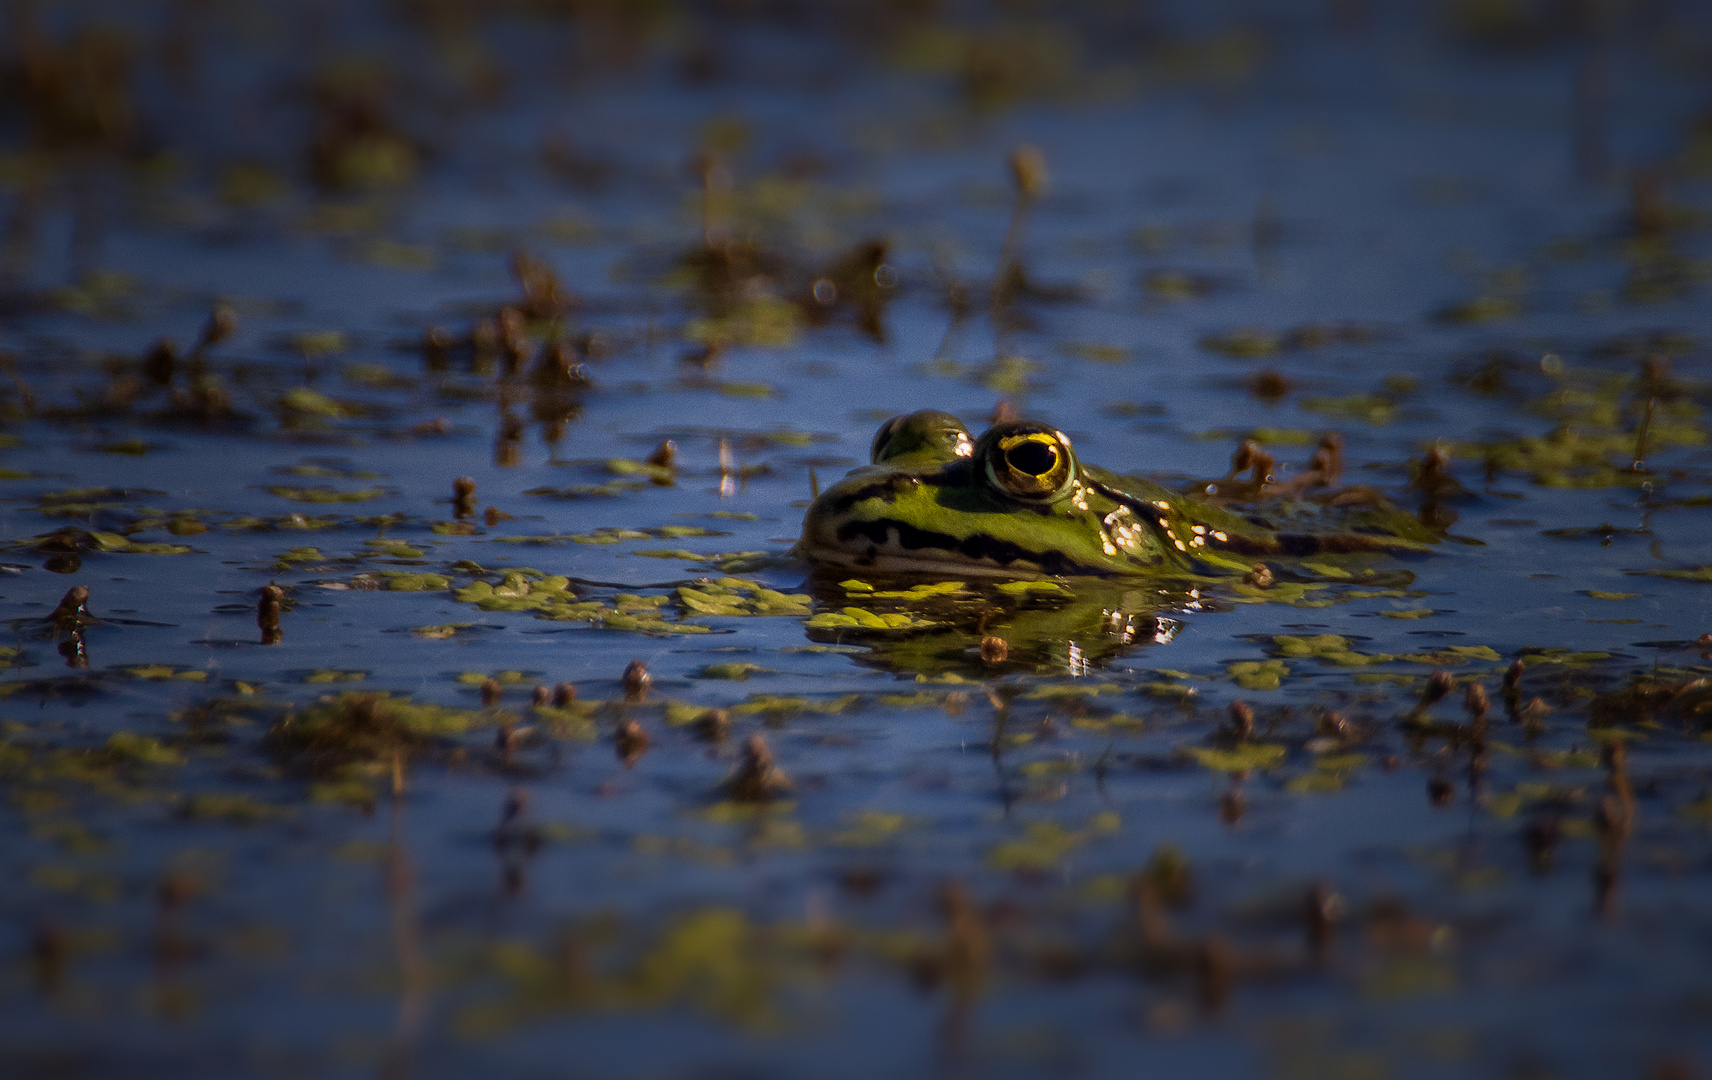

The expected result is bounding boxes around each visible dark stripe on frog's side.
[1084,475,1405,558]
[834,518,1111,576]
[821,469,939,515]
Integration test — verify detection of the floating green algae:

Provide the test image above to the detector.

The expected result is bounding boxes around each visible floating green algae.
[677,578,812,617]
[1183,744,1288,772]
[120,665,210,681]
[1227,659,1289,690]
[1268,634,1395,666]
[988,813,1121,873]
[450,571,712,634]
[267,692,485,775]
[412,623,476,639]
[1643,568,1712,583]
[2,8,1711,1075]
[262,485,390,503]
[805,607,941,632]
[371,571,451,592]
[696,663,772,680]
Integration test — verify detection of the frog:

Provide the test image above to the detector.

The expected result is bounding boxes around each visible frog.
[796,410,1432,578]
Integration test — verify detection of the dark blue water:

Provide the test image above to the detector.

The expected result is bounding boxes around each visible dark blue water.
[3,3,1712,1077]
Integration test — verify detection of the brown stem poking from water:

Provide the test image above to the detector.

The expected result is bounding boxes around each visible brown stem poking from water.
[1304,881,1344,963]
[692,708,729,744]
[931,880,988,1064]
[494,407,524,468]
[48,584,90,631]
[615,717,649,768]
[1592,740,1634,921]
[690,150,733,253]
[1632,396,1656,473]
[991,144,1047,328]
[1503,659,1524,722]
[985,683,1021,814]
[381,797,428,1080]
[723,733,791,802]
[452,477,477,519]
[1407,670,1455,726]
[621,659,651,701]
[1219,774,1246,826]
[258,583,283,645]
[1225,701,1255,743]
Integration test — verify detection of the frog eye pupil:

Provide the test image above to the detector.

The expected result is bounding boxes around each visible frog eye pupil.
[1006,442,1058,476]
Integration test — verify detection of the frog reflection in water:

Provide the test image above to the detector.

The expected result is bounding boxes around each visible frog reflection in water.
[797,410,1431,579]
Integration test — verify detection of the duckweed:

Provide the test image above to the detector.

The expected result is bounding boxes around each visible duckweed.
[1183,744,1287,772]
[678,578,813,617]
[4,9,1712,1074]
[805,607,941,631]
[697,663,771,680]
[262,486,389,503]
[1228,659,1289,690]
[1269,634,1395,666]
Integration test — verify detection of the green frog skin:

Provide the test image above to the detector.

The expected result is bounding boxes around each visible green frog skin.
[796,411,1425,578]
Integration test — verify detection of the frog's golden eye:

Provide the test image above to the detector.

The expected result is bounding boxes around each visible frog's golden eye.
[978,422,1076,501]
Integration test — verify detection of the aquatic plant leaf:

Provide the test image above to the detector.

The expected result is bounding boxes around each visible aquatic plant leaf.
[678,578,811,617]
[633,548,703,560]
[697,663,771,680]
[121,665,208,681]
[730,695,859,718]
[1399,645,1502,665]
[858,581,968,600]
[303,670,367,683]
[607,458,674,481]
[268,692,486,787]
[1060,342,1131,364]
[989,821,1086,872]
[521,481,647,500]
[105,732,184,766]
[412,623,473,639]
[1268,634,1394,666]
[828,811,911,847]
[994,580,1070,597]
[364,539,426,559]
[805,607,940,631]
[374,571,450,592]
[1199,328,1279,358]
[1300,394,1395,425]
[280,387,361,418]
[1645,568,1712,583]
[1183,744,1287,772]
[1227,659,1288,690]
[179,794,291,823]
[684,295,801,348]
[263,486,389,503]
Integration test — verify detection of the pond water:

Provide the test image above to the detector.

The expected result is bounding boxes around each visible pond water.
[4,3,1712,1077]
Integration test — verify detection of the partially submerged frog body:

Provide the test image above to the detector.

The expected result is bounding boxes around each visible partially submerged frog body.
[797,411,1432,578]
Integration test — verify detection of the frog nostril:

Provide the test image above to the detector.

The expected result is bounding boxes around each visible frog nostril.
[1007,442,1058,476]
